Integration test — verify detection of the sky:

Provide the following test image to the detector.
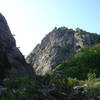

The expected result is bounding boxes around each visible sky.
[0,0,100,56]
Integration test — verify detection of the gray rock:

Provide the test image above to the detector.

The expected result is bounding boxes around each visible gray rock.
[94,78,100,82]
[0,13,33,78]
[91,96,100,100]
[94,96,100,100]
[0,88,7,96]
[26,27,100,75]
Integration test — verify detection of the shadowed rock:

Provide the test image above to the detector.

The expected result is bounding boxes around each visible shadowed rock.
[0,13,33,79]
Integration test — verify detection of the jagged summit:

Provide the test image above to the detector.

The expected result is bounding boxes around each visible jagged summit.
[0,13,33,79]
[26,27,100,75]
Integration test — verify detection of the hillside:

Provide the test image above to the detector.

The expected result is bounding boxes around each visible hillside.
[52,43,100,79]
[0,13,100,100]
[26,27,100,75]
[0,43,100,100]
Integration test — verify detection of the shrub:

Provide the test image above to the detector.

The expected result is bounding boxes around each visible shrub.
[87,73,96,81]
[94,82,100,88]
[67,77,79,87]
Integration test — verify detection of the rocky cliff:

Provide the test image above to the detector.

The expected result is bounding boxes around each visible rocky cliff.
[26,27,100,75]
[0,13,33,79]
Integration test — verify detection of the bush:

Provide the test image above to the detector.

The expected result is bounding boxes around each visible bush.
[94,82,100,88]
[52,44,100,80]
[87,73,96,81]
[67,78,79,87]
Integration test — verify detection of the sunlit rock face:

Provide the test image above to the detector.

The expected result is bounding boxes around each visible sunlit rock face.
[0,13,33,79]
[26,27,100,75]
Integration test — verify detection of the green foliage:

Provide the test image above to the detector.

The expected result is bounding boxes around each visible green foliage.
[4,78,19,88]
[67,77,79,87]
[85,81,100,99]
[88,73,96,81]
[0,75,100,100]
[0,90,16,100]
[94,82,100,88]
[52,43,100,79]
[50,73,68,89]
[1,43,100,100]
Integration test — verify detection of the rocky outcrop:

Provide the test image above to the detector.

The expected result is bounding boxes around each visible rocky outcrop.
[0,13,33,79]
[26,27,100,75]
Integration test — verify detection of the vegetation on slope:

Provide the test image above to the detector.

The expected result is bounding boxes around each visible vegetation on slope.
[0,75,100,100]
[0,43,100,100]
[52,43,100,79]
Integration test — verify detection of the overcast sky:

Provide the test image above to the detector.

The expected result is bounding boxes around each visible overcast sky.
[0,0,100,56]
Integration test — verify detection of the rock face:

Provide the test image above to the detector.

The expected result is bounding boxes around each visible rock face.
[26,27,100,75]
[0,13,33,79]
